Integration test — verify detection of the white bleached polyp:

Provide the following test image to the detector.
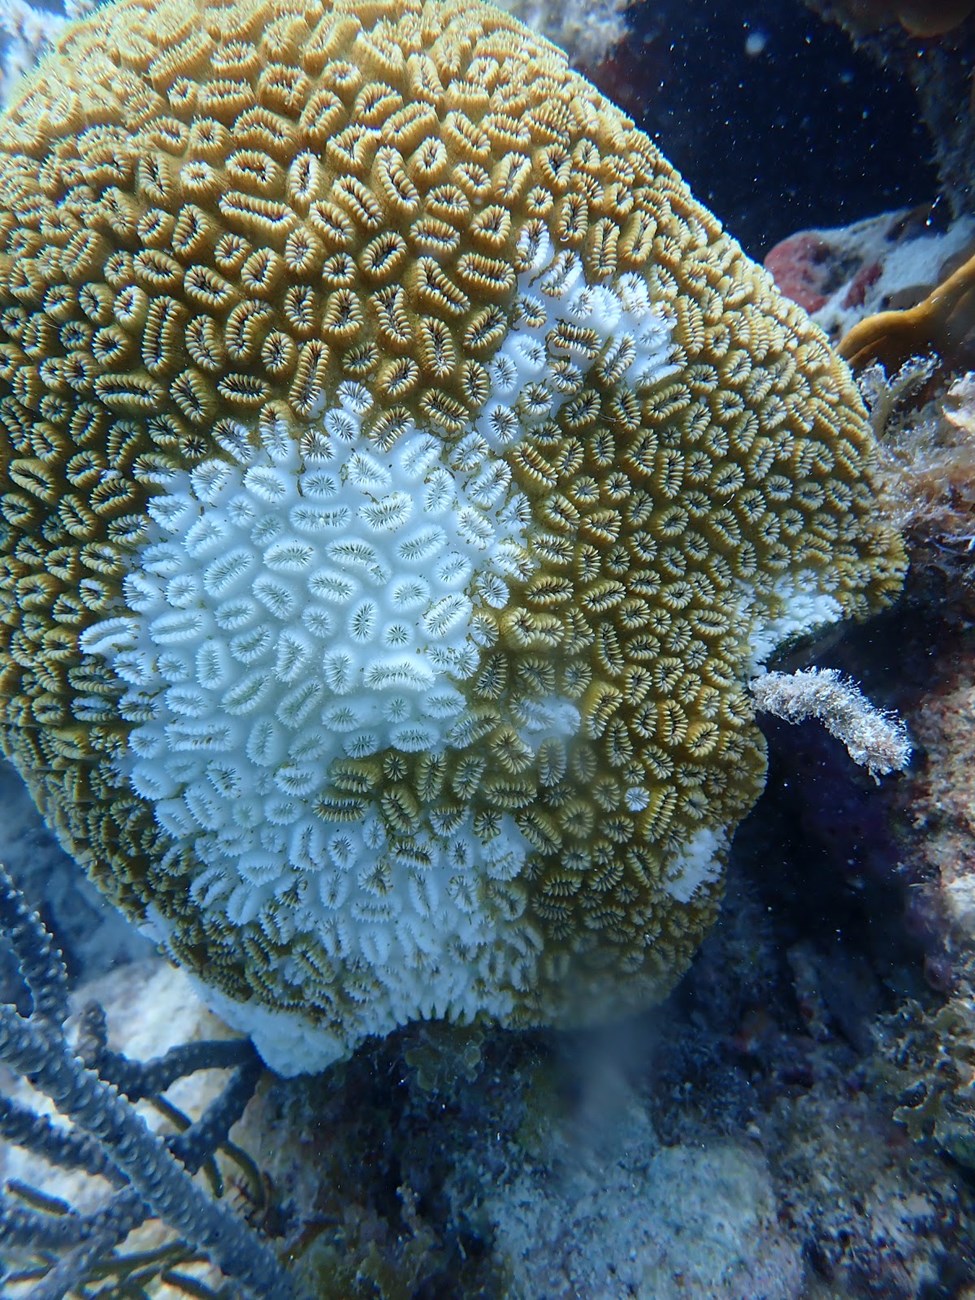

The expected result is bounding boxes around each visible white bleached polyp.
[663,827,726,903]
[746,572,845,671]
[471,232,678,452]
[80,240,679,1073]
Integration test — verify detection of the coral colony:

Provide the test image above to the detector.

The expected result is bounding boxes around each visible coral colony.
[0,0,904,1074]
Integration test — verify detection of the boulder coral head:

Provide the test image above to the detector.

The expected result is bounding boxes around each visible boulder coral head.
[0,0,905,1074]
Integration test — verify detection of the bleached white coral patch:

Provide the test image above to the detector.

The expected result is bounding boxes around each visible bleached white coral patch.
[471,230,677,454]
[80,243,679,1073]
[492,0,629,71]
[83,409,545,1069]
[0,0,64,110]
[198,985,348,1079]
[663,827,725,904]
[82,409,530,839]
[746,573,844,671]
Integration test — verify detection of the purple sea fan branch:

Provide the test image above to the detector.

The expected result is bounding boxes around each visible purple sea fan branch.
[0,865,299,1300]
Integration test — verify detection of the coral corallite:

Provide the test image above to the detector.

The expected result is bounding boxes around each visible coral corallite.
[0,0,905,1074]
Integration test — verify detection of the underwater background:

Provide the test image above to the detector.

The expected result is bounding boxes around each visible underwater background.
[0,0,974,1295]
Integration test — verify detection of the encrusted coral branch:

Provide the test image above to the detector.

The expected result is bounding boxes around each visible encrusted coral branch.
[751,668,911,780]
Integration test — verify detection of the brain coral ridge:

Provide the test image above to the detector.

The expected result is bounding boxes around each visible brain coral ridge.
[0,0,904,1073]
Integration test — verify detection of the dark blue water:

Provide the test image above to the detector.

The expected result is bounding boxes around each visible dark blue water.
[595,0,936,258]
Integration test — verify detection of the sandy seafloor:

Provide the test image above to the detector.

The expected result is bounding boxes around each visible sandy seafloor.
[2,0,975,1296]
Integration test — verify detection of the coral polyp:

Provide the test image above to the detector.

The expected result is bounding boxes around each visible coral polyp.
[0,0,904,1073]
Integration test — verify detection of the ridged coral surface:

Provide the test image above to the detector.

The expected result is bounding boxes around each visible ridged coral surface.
[0,0,904,1072]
